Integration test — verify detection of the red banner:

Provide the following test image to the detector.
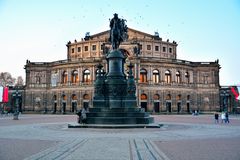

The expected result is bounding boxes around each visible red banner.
[2,87,9,103]
[231,87,239,101]
[0,86,3,102]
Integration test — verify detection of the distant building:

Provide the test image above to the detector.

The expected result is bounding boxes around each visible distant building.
[220,86,240,113]
[24,28,220,114]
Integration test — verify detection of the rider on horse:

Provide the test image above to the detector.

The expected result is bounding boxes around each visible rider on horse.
[109,13,128,50]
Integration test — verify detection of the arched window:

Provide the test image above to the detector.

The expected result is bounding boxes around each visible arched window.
[185,72,190,83]
[72,94,77,100]
[153,94,160,100]
[36,73,41,84]
[165,70,171,84]
[83,94,90,100]
[53,95,57,101]
[176,71,181,83]
[141,94,147,100]
[153,69,160,83]
[140,69,147,83]
[62,71,68,84]
[176,94,181,101]
[83,69,91,83]
[62,94,67,101]
[71,70,78,83]
[166,94,171,100]
[187,95,190,101]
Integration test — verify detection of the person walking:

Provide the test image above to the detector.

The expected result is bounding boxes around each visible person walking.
[221,112,226,123]
[76,109,82,124]
[81,106,88,124]
[225,112,230,123]
[214,112,219,123]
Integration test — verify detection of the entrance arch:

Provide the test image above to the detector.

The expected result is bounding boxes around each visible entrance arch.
[140,93,148,112]
[153,94,160,113]
[71,94,77,112]
[52,95,57,113]
[166,94,172,112]
[176,94,182,113]
[83,94,90,109]
[187,95,191,113]
[62,94,67,113]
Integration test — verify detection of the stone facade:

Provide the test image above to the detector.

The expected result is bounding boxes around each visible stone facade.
[24,28,220,113]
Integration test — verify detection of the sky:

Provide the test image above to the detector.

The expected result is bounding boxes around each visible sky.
[0,0,240,86]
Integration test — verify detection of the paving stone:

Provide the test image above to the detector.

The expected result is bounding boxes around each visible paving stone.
[0,114,240,160]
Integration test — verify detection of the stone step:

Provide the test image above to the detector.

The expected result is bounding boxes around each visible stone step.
[89,107,144,113]
[86,112,149,117]
[86,117,154,124]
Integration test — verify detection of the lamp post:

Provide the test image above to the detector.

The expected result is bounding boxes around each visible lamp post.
[223,91,228,112]
[12,90,21,120]
[133,43,141,107]
[221,90,228,112]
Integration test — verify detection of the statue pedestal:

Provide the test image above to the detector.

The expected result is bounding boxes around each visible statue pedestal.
[86,107,154,124]
[88,49,154,126]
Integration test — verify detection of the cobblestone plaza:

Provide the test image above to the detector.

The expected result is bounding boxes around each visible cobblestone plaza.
[0,114,240,160]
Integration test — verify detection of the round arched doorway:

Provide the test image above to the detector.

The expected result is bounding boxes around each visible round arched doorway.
[62,94,67,113]
[187,95,191,113]
[153,94,160,113]
[71,94,77,112]
[176,94,182,113]
[140,93,148,112]
[52,95,57,113]
[83,94,90,109]
[166,94,172,112]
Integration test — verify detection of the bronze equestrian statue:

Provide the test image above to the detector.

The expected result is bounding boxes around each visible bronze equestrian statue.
[109,13,128,50]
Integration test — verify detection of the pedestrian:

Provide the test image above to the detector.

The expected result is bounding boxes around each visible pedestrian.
[225,112,230,123]
[76,109,82,124]
[81,106,88,124]
[221,112,226,123]
[214,112,219,123]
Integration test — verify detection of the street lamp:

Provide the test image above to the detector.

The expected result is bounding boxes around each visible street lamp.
[223,91,228,112]
[12,90,21,120]
[221,90,228,112]
[133,43,141,107]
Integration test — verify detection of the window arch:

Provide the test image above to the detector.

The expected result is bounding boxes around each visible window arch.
[153,69,160,83]
[72,94,77,100]
[153,94,160,100]
[141,93,148,100]
[53,95,57,101]
[176,94,181,101]
[185,72,190,83]
[140,69,147,83]
[71,70,78,83]
[62,94,67,101]
[62,71,68,84]
[36,73,41,84]
[166,94,171,100]
[165,70,171,83]
[83,69,91,83]
[176,71,181,83]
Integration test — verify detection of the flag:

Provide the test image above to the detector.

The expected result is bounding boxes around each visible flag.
[2,87,8,103]
[231,86,240,101]
[0,86,3,102]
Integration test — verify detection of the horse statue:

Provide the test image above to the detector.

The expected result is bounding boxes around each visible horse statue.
[109,13,128,50]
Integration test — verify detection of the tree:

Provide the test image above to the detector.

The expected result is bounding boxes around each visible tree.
[16,76,24,86]
[0,72,16,87]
